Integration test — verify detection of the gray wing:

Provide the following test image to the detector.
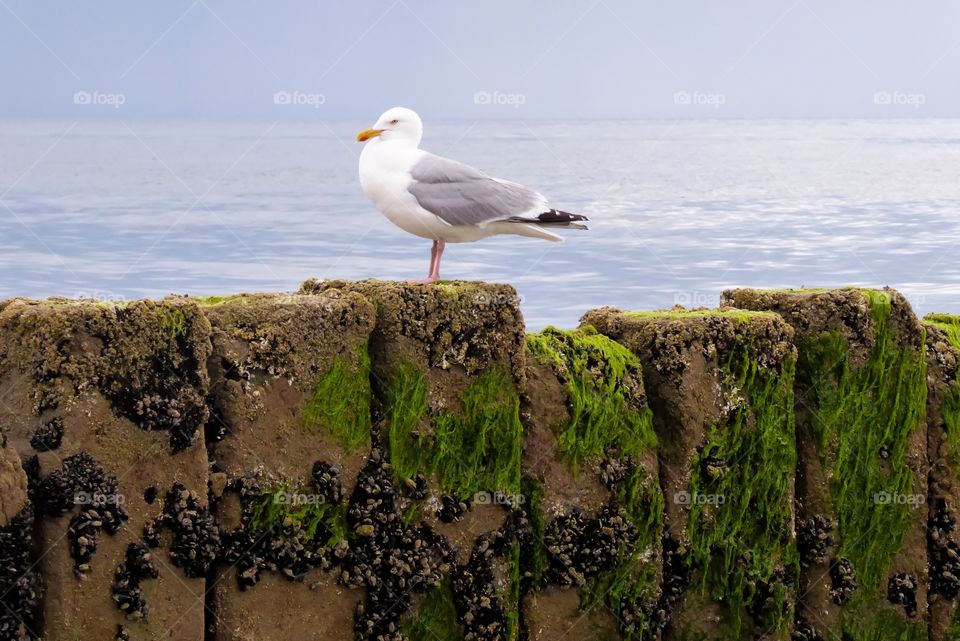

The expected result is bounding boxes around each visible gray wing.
[407,153,545,226]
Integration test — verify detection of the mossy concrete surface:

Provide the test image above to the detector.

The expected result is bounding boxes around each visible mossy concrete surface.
[724,288,928,641]
[3,282,958,641]
[0,297,212,641]
[522,326,662,640]
[924,314,960,641]
[582,306,798,640]
[204,292,375,641]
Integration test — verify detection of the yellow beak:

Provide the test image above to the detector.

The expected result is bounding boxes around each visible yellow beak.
[356,128,383,142]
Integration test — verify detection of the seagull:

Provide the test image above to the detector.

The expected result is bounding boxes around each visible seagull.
[356,107,588,284]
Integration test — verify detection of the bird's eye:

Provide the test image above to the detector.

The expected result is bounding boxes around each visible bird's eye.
[389,119,399,125]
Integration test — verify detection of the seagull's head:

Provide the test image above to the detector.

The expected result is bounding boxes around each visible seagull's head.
[356,107,423,147]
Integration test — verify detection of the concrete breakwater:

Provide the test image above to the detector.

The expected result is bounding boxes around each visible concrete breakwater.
[0,281,957,641]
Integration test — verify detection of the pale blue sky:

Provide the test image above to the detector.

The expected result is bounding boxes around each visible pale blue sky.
[2,0,958,120]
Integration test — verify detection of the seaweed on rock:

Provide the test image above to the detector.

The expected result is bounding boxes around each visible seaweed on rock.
[524,326,664,639]
[400,580,463,641]
[686,332,798,635]
[724,288,928,640]
[580,306,799,639]
[304,346,373,451]
[387,362,523,501]
[796,293,926,625]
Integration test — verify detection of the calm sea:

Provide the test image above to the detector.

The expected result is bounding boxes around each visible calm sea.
[2,119,959,330]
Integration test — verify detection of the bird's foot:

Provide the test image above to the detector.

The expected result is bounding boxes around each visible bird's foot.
[410,276,440,285]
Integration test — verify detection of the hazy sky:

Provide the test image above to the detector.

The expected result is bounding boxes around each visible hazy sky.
[2,0,959,120]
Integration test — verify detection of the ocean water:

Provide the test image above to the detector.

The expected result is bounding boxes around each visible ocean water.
[1,118,959,330]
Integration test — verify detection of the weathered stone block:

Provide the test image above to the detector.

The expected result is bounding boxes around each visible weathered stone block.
[201,292,375,641]
[521,326,663,640]
[301,279,526,641]
[723,288,927,641]
[0,298,211,641]
[583,307,798,640]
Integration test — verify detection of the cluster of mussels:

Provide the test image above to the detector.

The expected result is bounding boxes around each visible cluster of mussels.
[541,504,637,586]
[929,497,960,599]
[886,572,918,617]
[634,533,690,637]
[144,483,220,579]
[97,306,208,453]
[599,449,635,487]
[531,444,687,641]
[33,452,128,576]
[111,543,159,620]
[450,528,519,641]
[343,448,455,641]
[791,616,825,641]
[797,514,834,566]
[746,567,795,626]
[108,483,220,619]
[0,506,40,640]
[828,558,856,605]
[219,466,340,589]
[29,416,63,452]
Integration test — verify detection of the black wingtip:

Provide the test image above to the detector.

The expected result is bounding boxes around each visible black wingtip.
[537,209,589,224]
[505,208,590,228]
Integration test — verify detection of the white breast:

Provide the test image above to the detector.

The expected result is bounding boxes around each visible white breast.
[359,142,453,241]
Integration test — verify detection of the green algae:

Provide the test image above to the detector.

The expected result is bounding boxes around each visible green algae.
[506,542,522,641]
[686,345,798,638]
[798,292,926,597]
[838,605,927,641]
[194,294,250,307]
[386,361,430,475]
[159,306,188,338]
[522,476,548,586]
[624,309,779,323]
[948,608,960,641]
[928,313,960,346]
[526,326,663,636]
[302,345,373,451]
[401,580,463,641]
[249,485,347,545]
[387,362,523,499]
[526,326,658,481]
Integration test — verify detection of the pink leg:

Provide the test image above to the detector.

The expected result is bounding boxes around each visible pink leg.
[429,240,446,282]
[414,240,444,285]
